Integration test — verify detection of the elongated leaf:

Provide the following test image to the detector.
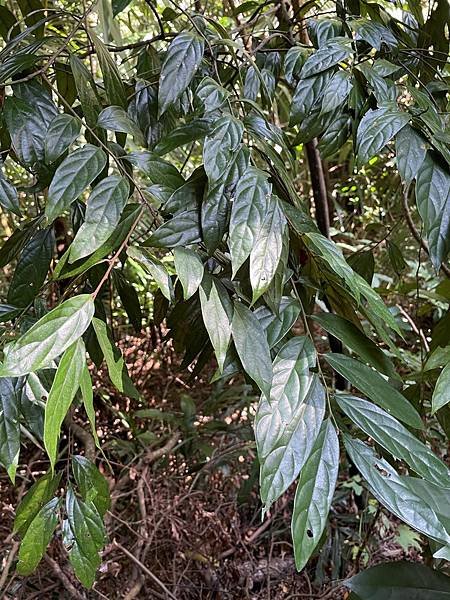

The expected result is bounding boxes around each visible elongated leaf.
[0,377,22,482]
[250,197,287,304]
[69,175,129,262]
[97,106,144,145]
[284,46,308,85]
[290,71,332,125]
[16,498,59,576]
[45,145,107,223]
[14,472,61,538]
[350,18,398,50]
[337,395,450,486]
[415,152,450,269]
[70,55,103,129]
[344,437,450,546]
[44,114,81,164]
[127,246,173,301]
[255,337,325,511]
[196,76,229,112]
[44,338,85,470]
[158,31,204,115]
[396,124,427,185]
[173,247,204,300]
[291,419,339,571]
[300,38,352,78]
[112,270,142,331]
[199,273,233,372]
[265,297,301,348]
[90,30,127,108]
[72,455,110,517]
[232,301,273,397]
[80,361,99,447]
[229,166,271,276]
[324,354,423,429]
[154,118,211,155]
[321,70,352,113]
[7,228,54,308]
[64,488,106,588]
[144,209,201,248]
[3,96,48,167]
[311,313,396,378]
[347,562,450,600]
[356,107,410,166]
[0,294,95,377]
[0,177,20,216]
[432,362,450,414]
[203,116,244,184]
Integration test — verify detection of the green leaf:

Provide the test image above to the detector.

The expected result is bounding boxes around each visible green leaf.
[347,561,450,600]
[284,46,308,85]
[290,71,332,125]
[395,124,427,185]
[0,294,95,377]
[265,297,301,348]
[229,166,271,277]
[158,31,205,115]
[64,488,106,588]
[44,338,85,470]
[7,228,54,308]
[311,313,397,378]
[356,107,410,166]
[203,116,244,184]
[344,437,450,546]
[92,317,139,399]
[97,106,145,145]
[0,177,21,216]
[16,498,59,576]
[250,196,287,303]
[337,395,450,486]
[69,55,103,129]
[3,96,49,167]
[350,18,398,50]
[325,354,423,429]
[321,70,352,113]
[154,118,211,155]
[127,246,173,301]
[173,247,204,300]
[196,76,229,112]
[432,362,450,414]
[144,209,201,248]
[300,38,352,78]
[80,360,99,447]
[14,472,62,538]
[0,377,22,482]
[415,152,450,269]
[112,0,132,17]
[255,337,325,511]
[291,419,339,571]
[90,30,127,108]
[44,114,81,164]
[199,273,233,372]
[45,144,107,223]
[69,175,130,262]
[72,455,110,517]
[112,270,142,332]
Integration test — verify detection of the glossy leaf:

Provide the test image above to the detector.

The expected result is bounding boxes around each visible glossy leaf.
[14,472,61,538]
[284,47,308,85]
[321,70,352,113]
[158,31,204,115]
[300,38,352,78]
[356,107,410,166]
[196,76,229,112]
[0,177,20,216]
[44,114,81,164]
[0,294,95,377]
[72,455,110,517]
[69,175,130,262]
[45,145,107,223]
[265,297,301,348]
[351,18,398,50]
[112,270,142,331]
[395,124,427,184]
[337,395,450,486]
[432,362,450,414]
[144,209,201,248]
[44,338,86,471]
[203,116,244,184]
[90,30,127,108]
[127,246,173,301]
[292,419,339,571]
[255,337,325,511]
[199,273,233,373]
[324,354,423,429]
[173,247,204,300]
[290,71,332,125]
[97,106,144,145]
[80,360,99,448]
[70,55,103,129]
[0,377,22,482]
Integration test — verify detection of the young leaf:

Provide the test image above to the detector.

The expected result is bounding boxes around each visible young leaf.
[69,175,130,263]
[72,455,110,517]
[44,113,81,164]
[16,497,60,576]
[250,196,287,304]
[158,31,205,115]
[173,247,204,300]
[432,362,450,414]
[324,353,423,429]
[337,395,450,486]
[199,273,233,373]
[232,301,273,397]
[7,228,54,308]
[229,166,271,277]
[415,152,450,269]
[395,124,427,185]
[356,107,410,166]
[44,338,86,470]
[255,337,325,511]
[0,177,21,216]
[90,30,127,108]
[92,317,139,399]
[0,294,95,377]
[45,145,107,223]
[0,377,22,482]
[291,419,339,571]
[64,488,106,588]
[14,472,62,538]
[127,246,173,301]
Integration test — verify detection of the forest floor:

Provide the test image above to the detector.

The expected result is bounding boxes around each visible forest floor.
[0,329,419,600]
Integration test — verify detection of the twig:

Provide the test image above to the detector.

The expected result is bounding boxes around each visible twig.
[65,411,96,461]
[0,541,19,593]
[44,555,86,600]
